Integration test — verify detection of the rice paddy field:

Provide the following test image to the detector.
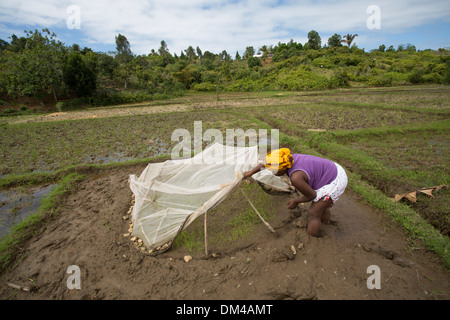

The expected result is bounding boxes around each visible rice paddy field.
[0,84,449,300]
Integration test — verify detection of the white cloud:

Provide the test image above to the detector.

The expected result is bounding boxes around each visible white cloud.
[0,0,449,54]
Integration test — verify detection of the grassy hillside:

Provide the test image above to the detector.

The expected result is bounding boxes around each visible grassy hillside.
[0,30,448,113]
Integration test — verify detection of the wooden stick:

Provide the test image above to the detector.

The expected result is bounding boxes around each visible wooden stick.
[7,282,29,292]
[240,189,276,233]
[204,211,208,256]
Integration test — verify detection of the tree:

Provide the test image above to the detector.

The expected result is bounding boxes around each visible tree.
[247,56,262,68]
[271,40,303,62]
[259,45,268,54]
[171,60,195,88]
[81,46,92,55]
[8,34,27,52]
[71,43,80,52]
[115,33,132,63]
[196,46,203,59]
[114,63,131,89]
[4,29,66,105]
[405,43,416,52]
[444,60,450,85]
[327,34,342,48]
[243,46,255,59]
[341,34,358,47]
[386,45,395,52]
[0,39,9,54]
[308,30,322,50]
[97,52,118,77]
[200,51,218,70]
[185,46,197,62]
[63,51,96,97]
[221,50,231,62]
[259,45,268,59]
[158,40,173,67]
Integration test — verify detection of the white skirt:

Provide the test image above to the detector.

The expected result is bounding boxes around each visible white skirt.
[313,163,348,207]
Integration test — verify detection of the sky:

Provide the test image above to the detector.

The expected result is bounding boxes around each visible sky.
[0,0,449,56]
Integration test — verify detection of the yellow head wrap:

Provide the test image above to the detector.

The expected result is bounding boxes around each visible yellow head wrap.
[264,148,294,172]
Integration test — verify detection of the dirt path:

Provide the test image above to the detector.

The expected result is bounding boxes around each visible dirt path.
[6,97,303,125]
[0,165,448,300]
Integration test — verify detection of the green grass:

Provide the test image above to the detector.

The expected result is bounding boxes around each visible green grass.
[0,110,265,176]
[172,182,276,252]
[306,119,449,235]
[298,86,450,111]
[342,129,449,187]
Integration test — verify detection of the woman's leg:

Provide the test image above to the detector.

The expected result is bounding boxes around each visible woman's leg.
[321,207,331,224]
[307,198,332,237]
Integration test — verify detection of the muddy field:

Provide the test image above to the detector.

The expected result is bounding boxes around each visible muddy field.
[0,88,448,302]
[0,165,448,300]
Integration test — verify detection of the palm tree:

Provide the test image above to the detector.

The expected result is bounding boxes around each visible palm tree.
[341,34,358,47]
[259,45,269,59]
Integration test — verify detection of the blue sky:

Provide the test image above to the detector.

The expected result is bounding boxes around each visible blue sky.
[1,0,449,55]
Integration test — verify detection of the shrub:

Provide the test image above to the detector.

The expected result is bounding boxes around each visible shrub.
[312,56,335,69]
[422,72,442,84]
[193,82,215,92]
[277,65,330,90]
[329,69,350,88]
[63,52,96,97]
[367,74,392,87]
[384,72,409,85]
[409,68,425,84]
[445,60,450,84]
[247,57,262,68]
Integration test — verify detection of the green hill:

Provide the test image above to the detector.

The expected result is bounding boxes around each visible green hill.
[0,29,449,111]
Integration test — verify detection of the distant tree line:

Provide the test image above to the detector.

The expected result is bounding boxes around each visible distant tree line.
[0,29,448,110]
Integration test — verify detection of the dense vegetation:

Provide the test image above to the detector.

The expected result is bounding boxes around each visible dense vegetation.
[0,29,449,112]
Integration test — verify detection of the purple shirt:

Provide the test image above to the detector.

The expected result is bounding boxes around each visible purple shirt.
[286,154,337,190]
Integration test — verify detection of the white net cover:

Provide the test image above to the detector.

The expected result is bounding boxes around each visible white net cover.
[128,143,292,251]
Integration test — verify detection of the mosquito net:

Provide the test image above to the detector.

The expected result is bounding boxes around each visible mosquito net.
[128,143,292,252]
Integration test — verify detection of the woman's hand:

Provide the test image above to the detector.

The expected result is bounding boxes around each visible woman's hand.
[287,198,299,209]
[243,171,253,178]
[243,163,265,178]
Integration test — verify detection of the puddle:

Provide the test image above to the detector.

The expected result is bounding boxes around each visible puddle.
[145,139,171,157]
[0,183,58,239]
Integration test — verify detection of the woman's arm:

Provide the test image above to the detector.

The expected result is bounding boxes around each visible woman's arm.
[243,163,265,178]
[287,171,316,209]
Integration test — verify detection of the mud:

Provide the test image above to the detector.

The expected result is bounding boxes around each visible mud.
[0,165,448,300]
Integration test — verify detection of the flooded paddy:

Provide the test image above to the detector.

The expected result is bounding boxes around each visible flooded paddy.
[0,183,58,238]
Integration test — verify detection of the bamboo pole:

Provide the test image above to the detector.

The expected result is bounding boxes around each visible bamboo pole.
[204,211,208,256]
[240,189,276,233]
